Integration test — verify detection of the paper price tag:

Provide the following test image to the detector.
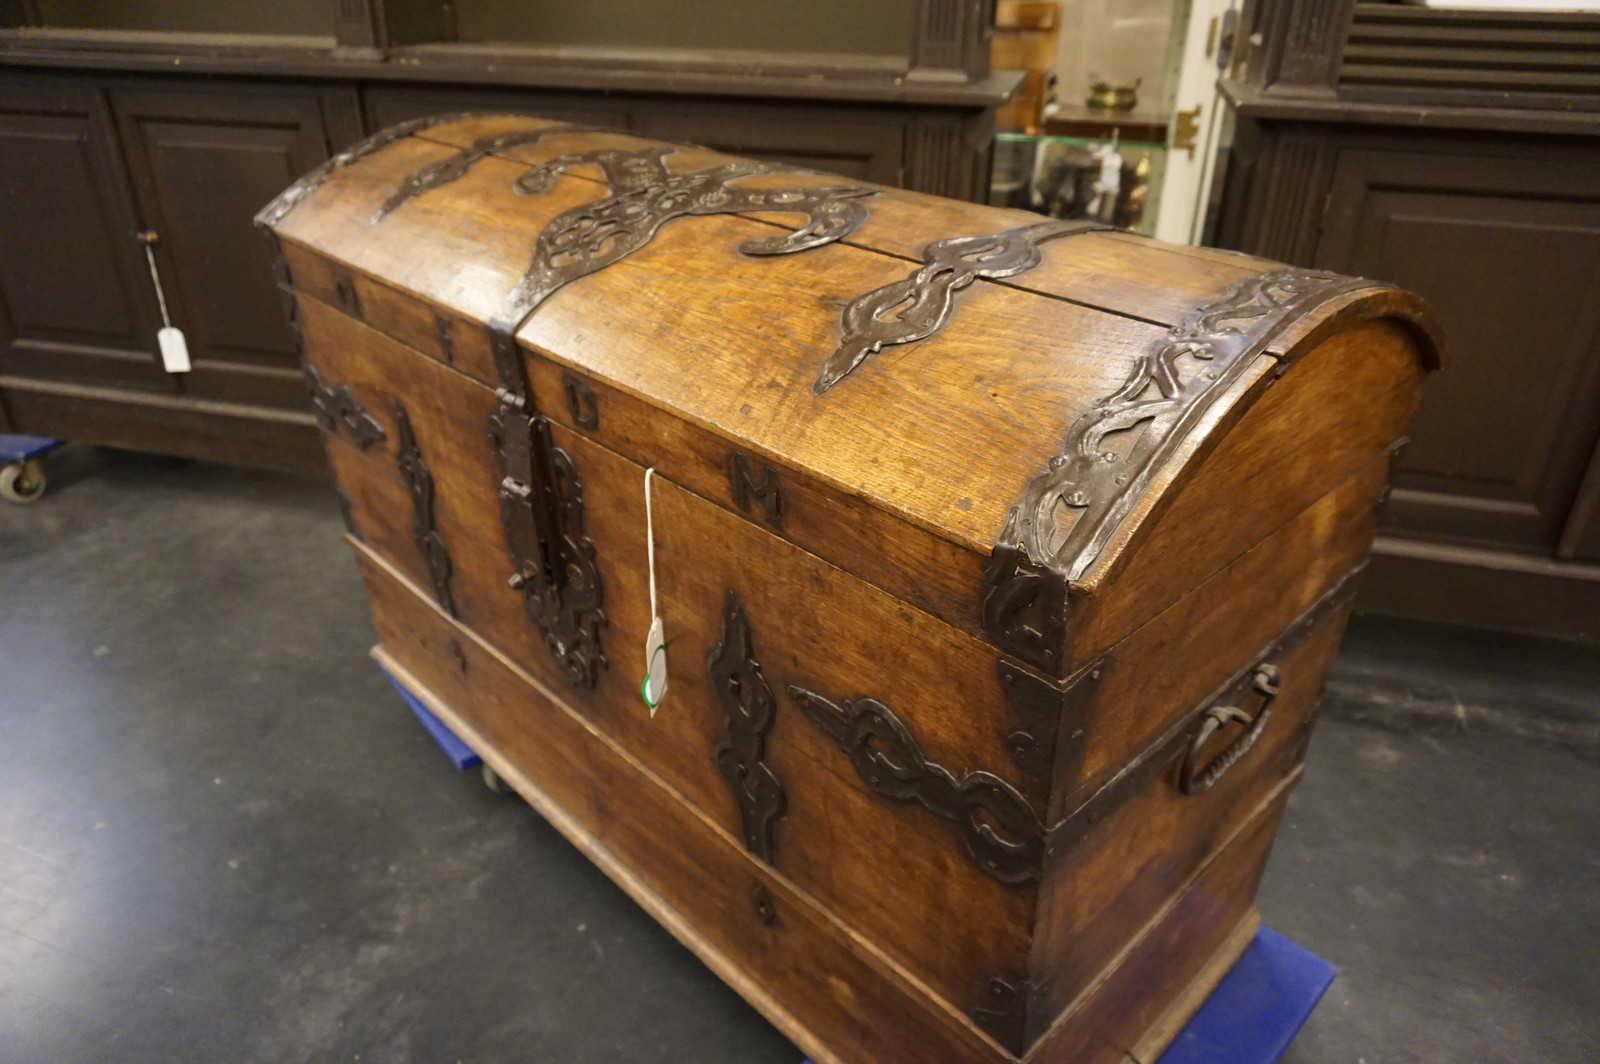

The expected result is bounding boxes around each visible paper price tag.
[641,615,667,715]
[640,468,667,716]
[157,326,191,374]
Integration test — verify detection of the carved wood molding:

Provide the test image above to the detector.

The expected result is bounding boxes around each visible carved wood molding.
[909,0,995,81]
[1250,0,1359,97]
[333,0,386,55]
[787,685,1045,885]
[707,592,787,865]
[1238,130,1334,264]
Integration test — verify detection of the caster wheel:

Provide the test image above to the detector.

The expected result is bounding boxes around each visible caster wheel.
[0,459,46,504]
[481,763,510,794]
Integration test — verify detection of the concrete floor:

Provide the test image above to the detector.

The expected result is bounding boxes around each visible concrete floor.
[1,446,1596,1064]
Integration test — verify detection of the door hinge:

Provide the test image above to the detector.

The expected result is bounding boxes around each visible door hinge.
[1173,105,1202,160]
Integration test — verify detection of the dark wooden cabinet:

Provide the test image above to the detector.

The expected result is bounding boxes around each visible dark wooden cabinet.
[1214,2,1600,643]
[0,76,345,471]
[110,84,360,411]
[1313,136,1600,558]
[0,2,1013,472]
[0,77,163,395]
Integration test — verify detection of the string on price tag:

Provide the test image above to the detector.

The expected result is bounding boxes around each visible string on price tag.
[141,236,190,374]
[640,468,667,715]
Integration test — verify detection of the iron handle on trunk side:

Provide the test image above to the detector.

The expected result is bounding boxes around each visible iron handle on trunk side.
[1178,664,1281,796]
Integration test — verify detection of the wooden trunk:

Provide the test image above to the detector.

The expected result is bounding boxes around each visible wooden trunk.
[258,115,1442,1064]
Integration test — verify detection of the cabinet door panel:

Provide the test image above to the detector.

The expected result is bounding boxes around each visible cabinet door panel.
[1559,436,1600,561]
[0,77,167,391]
[111,86,340,408]
[1315,141,1600,553]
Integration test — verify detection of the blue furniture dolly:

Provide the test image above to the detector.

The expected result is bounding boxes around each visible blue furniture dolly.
[0,435,62,504]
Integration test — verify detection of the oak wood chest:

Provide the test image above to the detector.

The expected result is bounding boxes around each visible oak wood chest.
[258,115,1442,1064]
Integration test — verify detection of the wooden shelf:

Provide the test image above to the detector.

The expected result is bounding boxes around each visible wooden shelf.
[0,28,1023,107]
[1040,104,1169,146]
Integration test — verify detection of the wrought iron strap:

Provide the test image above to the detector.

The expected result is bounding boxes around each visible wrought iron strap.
[814,220,1116,395]
[787,686,1045,885]
[998,268,1377,584]
[370,119,876,340]
[707,592,786,864]
[499,406,607,689]
[393,402,455,617]
[488,144,874,337]
[370,123,619,224]
[256,111,504,228]
[304,365,385,451]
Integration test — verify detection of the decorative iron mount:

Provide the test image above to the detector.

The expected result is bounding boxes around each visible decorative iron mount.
[1002,268,1376,582]
[814,220,1115,395]
[707,592,787,865]
[256,111,497,228]
[788,685,1045,885]
[971,975,1043,1056]
[394,402,455,617]
[492,378,607,689]
[982,268,1378,669]
[304,365,385,451]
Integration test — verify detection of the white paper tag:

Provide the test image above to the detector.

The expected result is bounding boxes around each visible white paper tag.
[640,467,667,716]
[157,326,191,373]
[641,615,667,715]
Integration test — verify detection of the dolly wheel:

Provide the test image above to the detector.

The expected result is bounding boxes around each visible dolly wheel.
[481,763,510,793]
[0,459,46,504]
